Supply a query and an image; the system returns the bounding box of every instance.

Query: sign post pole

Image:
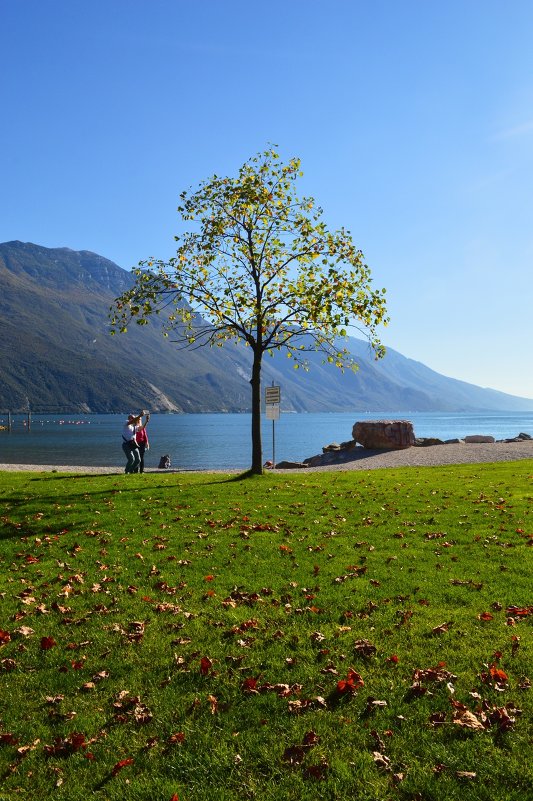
[265,383,281,468]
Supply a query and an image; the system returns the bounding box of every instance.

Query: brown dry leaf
[305,761,328,781]
[354,639,377,657]
[283,744,306,765]
[372,751,391,771]
[432,622,452,635]
[13,626,34,638]
[452,710,485,731]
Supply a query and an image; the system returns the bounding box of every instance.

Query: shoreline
[1,441,533,474]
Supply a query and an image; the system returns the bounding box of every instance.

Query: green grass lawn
[0,462,531,801]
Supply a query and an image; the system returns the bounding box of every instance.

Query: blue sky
[2,0,533,399]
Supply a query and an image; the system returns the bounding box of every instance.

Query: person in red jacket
[135,412,150,473]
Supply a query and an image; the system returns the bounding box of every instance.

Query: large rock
[414,437,445,447]
[353,420,414,450]
[464,435,495,443]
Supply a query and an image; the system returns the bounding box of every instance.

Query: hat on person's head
[127,413,136,421]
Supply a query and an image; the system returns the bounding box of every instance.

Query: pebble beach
[1,440,532,474]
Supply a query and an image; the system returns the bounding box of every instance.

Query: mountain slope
[1,240,532,413]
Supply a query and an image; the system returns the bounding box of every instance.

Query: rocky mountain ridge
[1,240,532,414]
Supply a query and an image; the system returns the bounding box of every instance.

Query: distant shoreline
[1,440,532,474]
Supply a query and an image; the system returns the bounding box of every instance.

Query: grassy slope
[0,462,531,801]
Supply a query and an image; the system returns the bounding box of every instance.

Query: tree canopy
[110,147,389,473]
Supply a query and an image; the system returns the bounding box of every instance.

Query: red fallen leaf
[279,545,293,553]
[0,630,11,645]
[506,605,533,617]
[112,757,134,775]
[386,654,399,664]
[241,676,259,694]
[200,656,213,676]
[204,575,215,582]
[169,795,180,801]
[337,668,364,694]
[477,612,493,621]
[68,732,87,751]
[489,665,508,682]
[0,732,19,745]
[168,732,185,745]
[44,732,88,756]
[41,636,57,650]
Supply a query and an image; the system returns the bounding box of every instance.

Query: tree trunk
[250,349,263,474]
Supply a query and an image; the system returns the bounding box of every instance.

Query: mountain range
[1,240,532,414]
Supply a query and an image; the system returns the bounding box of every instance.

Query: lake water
[1,411,532,470]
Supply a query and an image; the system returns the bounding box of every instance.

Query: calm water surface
[1,411,532,470]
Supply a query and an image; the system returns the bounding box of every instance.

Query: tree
[110,148,389,474]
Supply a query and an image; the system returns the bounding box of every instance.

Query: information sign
[265,386,281,405]
[265,404,280,421]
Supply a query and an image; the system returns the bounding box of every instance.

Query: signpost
[265,384,281,467]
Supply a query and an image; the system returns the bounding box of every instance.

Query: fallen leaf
[336,668,364,695]
[112,757,134,775]
[0,630,11,645]
[168,732,185,745]
[372,751,391,771]
[200,656,213,676]
[432,622,452,635]
[282,744,306,765]
[452,710,485,730]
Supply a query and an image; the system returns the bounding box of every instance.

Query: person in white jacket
[121,411,148,473]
